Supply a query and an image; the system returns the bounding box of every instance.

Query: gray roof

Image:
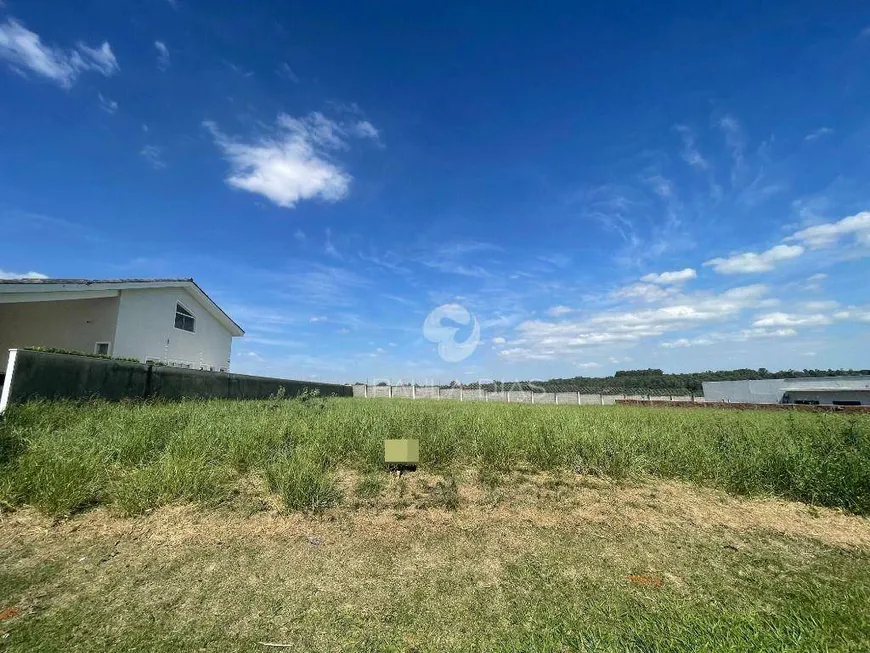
[0,277,193,285]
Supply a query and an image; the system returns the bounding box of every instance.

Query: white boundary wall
[352,384,695,405]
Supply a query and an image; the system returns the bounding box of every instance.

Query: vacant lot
[1,397,868,516]
[1,398,869,650]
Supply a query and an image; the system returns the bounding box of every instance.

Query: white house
[0,278,244,372]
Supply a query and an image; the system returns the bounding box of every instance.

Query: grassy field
[2,397,870,651]
[1,396,868,516]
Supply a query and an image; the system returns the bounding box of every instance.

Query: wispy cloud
[351,120,381,146]
[205,112,379,209]
[704,244,804,274]
[661,327,796,348]
[611,282,679,303]
[98,92,118,114]
[154,41,170,70]
[716,114,745,183]
[0,269,47,279]
[546,305,573,317]
[752,312,832,327]
[417,241,499,277]
[0,18,119,88]
[275,264,370,307]
[804,127,833,141]
[674,125,709,171]
[140,145,166,169]
[276,62,298,82]
[324,228,341,259]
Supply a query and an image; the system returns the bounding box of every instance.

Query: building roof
[0,278,244,336]
[0,278,194,285]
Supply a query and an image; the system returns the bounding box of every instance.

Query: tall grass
[0,397,868,516]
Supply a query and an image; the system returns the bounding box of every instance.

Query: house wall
[112,288,233,371]
[0,296,120,369]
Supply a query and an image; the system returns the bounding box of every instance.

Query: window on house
[94,342,110,356]
[174,303,195,332]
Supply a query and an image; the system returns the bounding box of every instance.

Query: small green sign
[384,439,419,465]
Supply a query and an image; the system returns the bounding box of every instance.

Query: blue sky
[2,1,870,383]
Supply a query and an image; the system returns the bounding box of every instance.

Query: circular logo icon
[423,303,481,362]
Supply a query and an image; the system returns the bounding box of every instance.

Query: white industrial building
[703,377,870,406]
[0,278,244,372]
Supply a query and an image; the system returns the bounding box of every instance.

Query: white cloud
[611,282,676,303]
[0,19,119,88]
[640,268,697,285]
[704,244,804,274]
[154,41,170,70]
[752,312,832,328]
[0,269,47,279]
[500,284,771,361]
[575,362,600,369]
[205,112,369,209]
[834,309,870,323]
[804,127,833,141]
[140,145,165,169]
[309,316,327,323]
[492,336,506,345]
[807,273,827,281]
[545,305,573,317]
[660,328,796,348]
[98,92,117,114]
[788,211,870,249]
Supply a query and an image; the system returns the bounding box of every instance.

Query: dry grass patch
[2,475,870,651]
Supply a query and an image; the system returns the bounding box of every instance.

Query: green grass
[1,397,869,516]
[2,397,870,650]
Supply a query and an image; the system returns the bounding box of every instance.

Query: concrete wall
[0,296,120,370]
[348,386,681,406]
[1,349,350,411]
[113,287,233,371]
